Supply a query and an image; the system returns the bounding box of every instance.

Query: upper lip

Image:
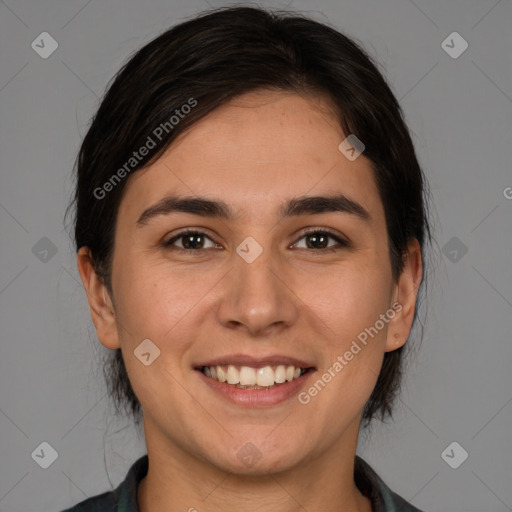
[194,354,315,369]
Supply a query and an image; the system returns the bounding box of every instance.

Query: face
[78,90,421,476]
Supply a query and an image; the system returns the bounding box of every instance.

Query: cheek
[292,259,392,410]
[112,263,205,415]
[292,259,392,345]
[113,256,216,339]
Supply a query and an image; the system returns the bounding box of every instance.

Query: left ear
[385,238,423,352]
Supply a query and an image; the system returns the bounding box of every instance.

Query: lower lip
[196,368,315,407]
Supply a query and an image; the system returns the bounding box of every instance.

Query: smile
[200,364,307,389]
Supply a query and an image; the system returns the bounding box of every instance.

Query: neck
[137,418,372,512]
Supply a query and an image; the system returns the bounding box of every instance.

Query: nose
[216,249,300,337]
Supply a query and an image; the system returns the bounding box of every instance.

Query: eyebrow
[136,193,371,226]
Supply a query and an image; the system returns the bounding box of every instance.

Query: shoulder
[59,455,149,512]
[60,490,117,512]
[355,456,425,512]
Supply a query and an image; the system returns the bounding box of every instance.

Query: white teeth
[227,365,239,384]
[239,366,256,386]
[217,366,227,382]
[201,364,306,387]
[275,365,287,383]
[256,366,275,387]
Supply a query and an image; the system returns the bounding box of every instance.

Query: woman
[63,6,433,511]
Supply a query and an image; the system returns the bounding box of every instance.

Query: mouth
[193,356,316,407]
[198,364,310,389]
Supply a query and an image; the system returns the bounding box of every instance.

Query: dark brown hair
[66,5,435,429]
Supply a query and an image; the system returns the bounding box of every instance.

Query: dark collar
[64,454,423,512]
[354,455,423,512]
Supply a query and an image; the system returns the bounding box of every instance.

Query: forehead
[119,90,385,229]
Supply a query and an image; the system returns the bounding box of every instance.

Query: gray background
[0,0,511,511]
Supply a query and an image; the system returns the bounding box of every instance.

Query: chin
[205,436,308,476]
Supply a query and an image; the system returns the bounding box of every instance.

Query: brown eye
[293,230,349,250]
[181,233,206,249]
[164,231,218,251]
[305,232,329,249]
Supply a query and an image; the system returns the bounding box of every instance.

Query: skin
[77,90,422,512]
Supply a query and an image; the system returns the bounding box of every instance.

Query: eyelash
[162,228,350,255]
